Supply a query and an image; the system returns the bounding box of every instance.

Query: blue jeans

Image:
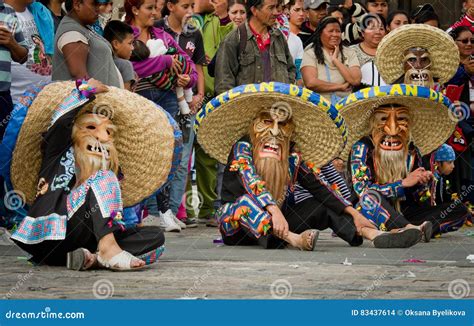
[137,88,178,215]
[137,88,179,117]
[169,116,195,214]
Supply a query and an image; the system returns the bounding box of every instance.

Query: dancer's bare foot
[284,230,318,251]
[83,249,97,269]
[360,227,383,241]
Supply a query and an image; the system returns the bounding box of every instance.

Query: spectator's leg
[137,89,179,217]
[194,142,218,222]
[169,118,195,214]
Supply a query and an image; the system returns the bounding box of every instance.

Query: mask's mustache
[404,67,433,86]
[87,139,111,159]
[80,136,113,171]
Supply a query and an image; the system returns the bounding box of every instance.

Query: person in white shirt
[285,0,304,85]
[6,0,53,102]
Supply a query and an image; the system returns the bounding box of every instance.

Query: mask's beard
[251,134,291,206]
[253,155,288,206]
[373,147,408,212]
[374,148,408,184]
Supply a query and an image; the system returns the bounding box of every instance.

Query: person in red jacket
[447,0,474,33]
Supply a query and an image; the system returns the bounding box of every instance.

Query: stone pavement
[0,226,473,299]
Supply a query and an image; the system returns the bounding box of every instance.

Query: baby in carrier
[132,38,193,115]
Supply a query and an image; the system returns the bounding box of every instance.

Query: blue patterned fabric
[216,194,272,238]
[67,170,122,219]
[50,147,75,192]
[137,245,165,265]
[49,89,89,128]
[356,192,390,230]
[11,214,67,244]
[434,144,456,162]
[350,140,406,199]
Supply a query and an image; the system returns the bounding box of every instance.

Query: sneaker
[169,211,186,229]
[159,210,181,232]
[206,218,218,227]
[185,218,198,228]
[141,214,162,227]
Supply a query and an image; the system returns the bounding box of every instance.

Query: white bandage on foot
[178,99,190,115]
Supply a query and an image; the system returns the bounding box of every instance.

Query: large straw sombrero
[375,24,459,85]
[10,81,182,207]
[336,84,456,160]
[195,82,347,168]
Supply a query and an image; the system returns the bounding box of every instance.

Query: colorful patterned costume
[146,47,192,90]
[216,138,364,248]
[11,88,165,266]
[350,137,468,234]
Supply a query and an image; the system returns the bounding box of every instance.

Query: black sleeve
[191,30,207,65]
[41,91,94,164]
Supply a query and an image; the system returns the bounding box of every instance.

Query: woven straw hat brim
[336,84,456,160]
[375,24,459,85]
[11,81,176,207]
[195,82,347,168]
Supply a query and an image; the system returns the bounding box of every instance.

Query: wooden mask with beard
[370,104,412,186]
[403,47,434,88]
[72,112,119,186]
[249,108,295,205]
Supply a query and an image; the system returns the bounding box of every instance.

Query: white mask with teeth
[72,112,119,185]
[403,47,434,88]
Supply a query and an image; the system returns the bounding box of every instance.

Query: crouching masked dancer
[338,84,469,240]
[375,24,459,90]
[196,82,423,250]
[6,79,181,271]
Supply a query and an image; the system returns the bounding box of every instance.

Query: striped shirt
[0,0,27,92]
[293,163,352,204]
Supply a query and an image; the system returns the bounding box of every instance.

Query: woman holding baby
[125,0,198,231]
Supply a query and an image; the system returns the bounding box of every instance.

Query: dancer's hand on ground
[267,204,289,239]
[87,78,108,93]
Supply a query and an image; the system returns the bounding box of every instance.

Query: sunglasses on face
[456,38,474,44]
